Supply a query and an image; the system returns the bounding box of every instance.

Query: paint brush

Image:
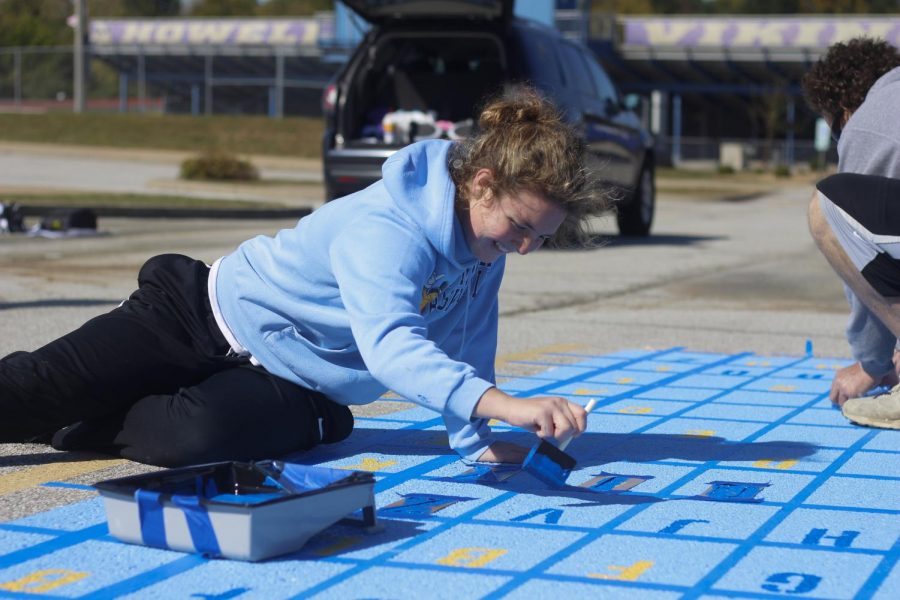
[521,398,598,487]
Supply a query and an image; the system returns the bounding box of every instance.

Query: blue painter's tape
[135,489,167,549]
[268,462,353,493]
[208,493,284,505]
[170,494,221,556]
[41,481,95,491]
[136,490,221,556]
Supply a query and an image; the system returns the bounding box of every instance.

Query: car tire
[616,160,654,236]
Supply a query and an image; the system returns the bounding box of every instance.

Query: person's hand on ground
[473,387,587,442]
[830,362,897,407]
[476,441,530,464]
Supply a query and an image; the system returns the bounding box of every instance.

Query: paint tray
[94,460,377,561]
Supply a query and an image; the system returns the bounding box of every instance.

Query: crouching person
[810,173,900,428]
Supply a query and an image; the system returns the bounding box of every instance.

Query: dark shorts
[817,173,900,297]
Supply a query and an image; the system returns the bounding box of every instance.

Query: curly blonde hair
[449,86,610,247]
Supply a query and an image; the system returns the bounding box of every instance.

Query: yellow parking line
[0,458,127,496]
[495,343,585,367]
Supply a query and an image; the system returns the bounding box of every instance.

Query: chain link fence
[0,46,165,113]
[655,136,839,171]
[0,45,330,115]
[0,45,834,169]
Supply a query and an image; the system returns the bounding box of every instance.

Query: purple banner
[623,17,900,48]
[90,18,324,46]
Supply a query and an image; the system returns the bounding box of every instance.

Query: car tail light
[322,84,337,114]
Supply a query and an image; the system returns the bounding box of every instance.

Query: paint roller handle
[558,398,598,452]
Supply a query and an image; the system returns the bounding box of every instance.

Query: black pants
[0,254,353,467]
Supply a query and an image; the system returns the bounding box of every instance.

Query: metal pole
[118,73,128,113]
[191,83,200,116]
[275,52,285,118]
[786,96,795,167]
[73,0,88,113]
[137,52,146,113]
[204,54,213,116]
[672,94,682,166]
[13,48,21,107]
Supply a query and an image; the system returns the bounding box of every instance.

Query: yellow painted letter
[589,560,654,581]
[436,547,507,568]
[0,569,89,593]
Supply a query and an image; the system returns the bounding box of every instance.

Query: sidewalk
[0,141,325,208]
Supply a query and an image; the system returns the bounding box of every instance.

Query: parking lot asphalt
[0,143,851,521]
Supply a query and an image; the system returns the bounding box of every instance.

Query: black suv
[322,0,655,236]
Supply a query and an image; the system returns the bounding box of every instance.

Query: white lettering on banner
[833,21,895,43]
[791,22,825,47]
[728,21,794,46]
[642,21,700,45]
[300,23,318,44]
[634,17,900,47]
[694,21,731,46]
[235,23,267,44]
[121,22,155,44]
[269,22,298,45]
[187,22,235,44]
[90,22,112,44]
[155,23,185,44]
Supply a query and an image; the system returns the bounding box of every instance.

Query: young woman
[0,87,608,467]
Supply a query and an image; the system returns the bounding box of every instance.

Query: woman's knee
[117,367,332,466]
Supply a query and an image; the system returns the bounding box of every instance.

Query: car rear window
[516,32,565,90]
[558,42,595,98]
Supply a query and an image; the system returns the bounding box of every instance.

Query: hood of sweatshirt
[838,66,900,176]
[868,65,900,96]
[380,139,477,269]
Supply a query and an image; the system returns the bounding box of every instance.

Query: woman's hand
[473,387,588,442]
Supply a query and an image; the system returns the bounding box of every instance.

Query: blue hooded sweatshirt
[211,140,503,461]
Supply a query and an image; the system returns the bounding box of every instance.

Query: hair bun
[478,88,549,130]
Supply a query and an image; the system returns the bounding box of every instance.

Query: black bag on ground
[29,208,99,238]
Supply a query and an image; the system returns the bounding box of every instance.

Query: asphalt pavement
[0,143,851,521]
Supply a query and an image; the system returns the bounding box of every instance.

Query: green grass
[0,112,325,158]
